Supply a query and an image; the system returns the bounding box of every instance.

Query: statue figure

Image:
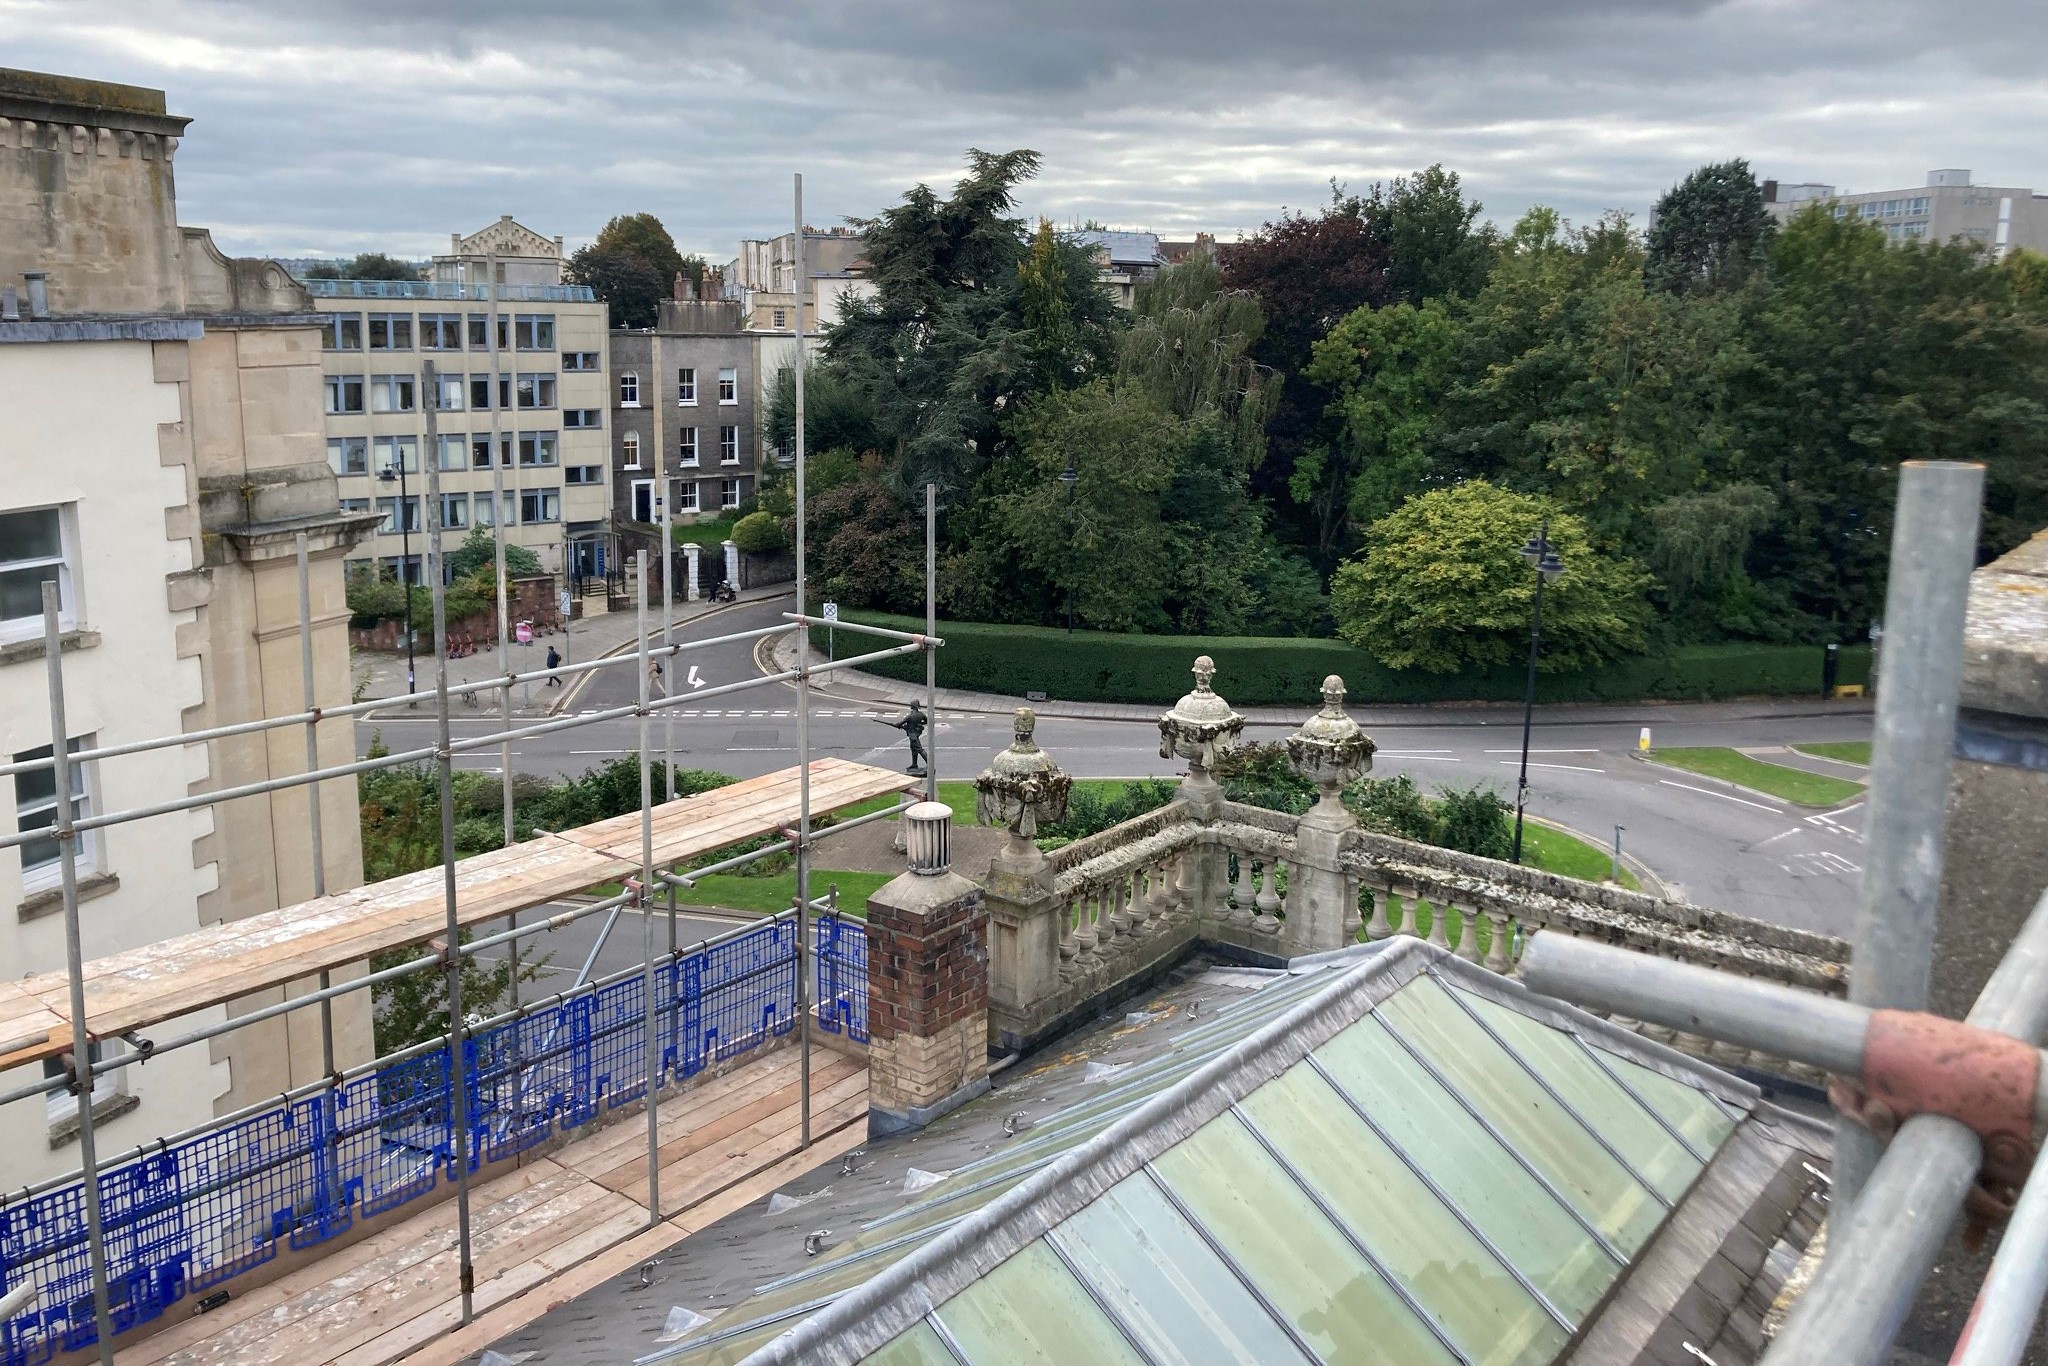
[876,700,930,776]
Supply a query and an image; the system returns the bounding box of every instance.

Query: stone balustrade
[972,664,1851,1083]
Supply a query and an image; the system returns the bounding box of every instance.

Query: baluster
[1449,902,1478,961]
[1175,850,1200,924]
[1231,851,1256,930]
[1426,897,1452,951]
[1072,890,1099,967]
[1397,890,1422,938]
[1342,875,1363,945]
[1252,861,1283,934]
[1144,857,1170,923]
[1114,876,1146,942]
[1481,910,1511,973]
[1087,883,1113,955]
[1057,894,1079,979]
[1365,880,1393,940]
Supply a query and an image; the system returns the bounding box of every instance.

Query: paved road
[357,596,1872,938]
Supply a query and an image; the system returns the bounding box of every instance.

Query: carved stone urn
[1158,656,1244,816]
[1286,675,1375,832]
[975,707,1072,860]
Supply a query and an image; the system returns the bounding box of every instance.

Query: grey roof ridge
[720,936,1785,1366]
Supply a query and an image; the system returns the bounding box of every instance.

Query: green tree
[1330,482,1652,673]
[566,245,668,328]
[827,149,1117,498]
[1306,297,1464,533]
[593,213,687,295]
[1365,165,1499,306]
[1645,159,1775,295]
[447,526,542,580]
[993,382,1181,632]
[342,252,421,281]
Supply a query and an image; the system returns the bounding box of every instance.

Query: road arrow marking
[687,665,706,690]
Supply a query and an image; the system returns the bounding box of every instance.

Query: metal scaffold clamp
[1828,1008,2042,1246]
[623,875,646,909]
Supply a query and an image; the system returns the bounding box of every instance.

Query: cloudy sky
[3,0,2042,262]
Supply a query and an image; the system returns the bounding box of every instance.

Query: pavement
[353,591,1876,938]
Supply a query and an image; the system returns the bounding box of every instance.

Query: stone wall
[865,865,990,1133]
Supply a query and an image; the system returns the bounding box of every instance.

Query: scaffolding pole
[294,532,342,1224]
[41,584,116,1365]
[662,444,679,959]
[487,253,521,1028]
[794,170,812,1148]
[925,482,937,802]
[424,359,477,1324]
[638,551,663,1219]
[1838,459,1984,1206]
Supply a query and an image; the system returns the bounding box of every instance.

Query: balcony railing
[300,279,598,303]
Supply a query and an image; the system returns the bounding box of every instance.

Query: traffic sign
[559,591,571,617]
[515,621,533,645]
[822,601,839,622]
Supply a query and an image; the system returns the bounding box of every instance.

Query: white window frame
[772,308,787,329]
[719,425,740,465]
[630,479,655,524]
[1,505,79,642]
[678,481,700,513]
[677,367,697,405]
[621,432,642,470]
[678,427,699,467]
[718,367,738,404]
[14,735,97,895]
[619,372,641,407]
[719,478,741,510]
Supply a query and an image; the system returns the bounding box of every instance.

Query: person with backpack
[544,644,563,687]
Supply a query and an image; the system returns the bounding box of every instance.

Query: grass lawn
[1653,746,1865,807]
[1793,740,1873,766]
[683,868,892,917]
[669,517,736,548]
[1521,823,1640,890]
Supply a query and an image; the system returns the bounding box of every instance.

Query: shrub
[731,510,788,554]
[816,612,1869,706]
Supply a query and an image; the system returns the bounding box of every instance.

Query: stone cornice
[219,512,383,563]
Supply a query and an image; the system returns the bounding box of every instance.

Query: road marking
[569,749,632,755]
[1382,748,1454,753]
[686,664,706,690]
[1499,760,1605,773]
[1658,779,1782,812]
[1754,828,1803,848]
[1484,748,1600,754]
[1381,753,1462,761]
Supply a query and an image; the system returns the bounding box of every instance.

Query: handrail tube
[0,622,802,779]
[781,613,943,647]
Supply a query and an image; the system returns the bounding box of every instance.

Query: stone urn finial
[1159,655,1245,796]
[1286,675,1374,826]
[975,707,1072,850]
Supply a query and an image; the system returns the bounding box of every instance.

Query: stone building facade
[610,290,759,533]
[307,217,611,586]
[1764,169,2048,257]
[0,67,374,1181]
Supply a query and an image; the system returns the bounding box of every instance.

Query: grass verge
[1793,740,1872,766]
[836,778,1138,823]
[1520,824,1640,890]
[1652,747,1864,807]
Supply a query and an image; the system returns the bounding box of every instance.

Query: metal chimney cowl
[903,800,952,875]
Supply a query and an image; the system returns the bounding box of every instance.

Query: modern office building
[0,67,373,1181]
[1069,229,1168,308]
[1763,169,2048,257]
[611,280,759,530]
[304,217,611,586]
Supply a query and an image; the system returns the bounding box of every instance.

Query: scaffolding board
[0,759,914,1072]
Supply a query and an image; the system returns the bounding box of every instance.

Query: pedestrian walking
[544,645,563,687]
[648,656,665,697]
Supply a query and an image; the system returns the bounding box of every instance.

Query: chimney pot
[23,271,50,321]
[903,801,952,875]
[1,285,18,322]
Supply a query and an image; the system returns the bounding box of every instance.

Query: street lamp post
[378,461,417,698]
[1059,455,1079,633]
[1511,519,1565,864]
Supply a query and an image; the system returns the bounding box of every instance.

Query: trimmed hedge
[817,612,1872,707]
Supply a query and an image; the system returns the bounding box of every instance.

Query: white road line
[1658,779,1782,812]
[1754,828,1803,847]
[1483,748,1600,754]
[1380,753,1462,761]
[569,749,632,755]
[1382,748,1454,753]
[1830,801,1866,818]
[1498,760,1605,773]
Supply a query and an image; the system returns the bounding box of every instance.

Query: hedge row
[815,613,1872,707]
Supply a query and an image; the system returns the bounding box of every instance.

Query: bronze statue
[876,701,929,776]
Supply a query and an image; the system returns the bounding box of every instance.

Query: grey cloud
[0,0,2039,259]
